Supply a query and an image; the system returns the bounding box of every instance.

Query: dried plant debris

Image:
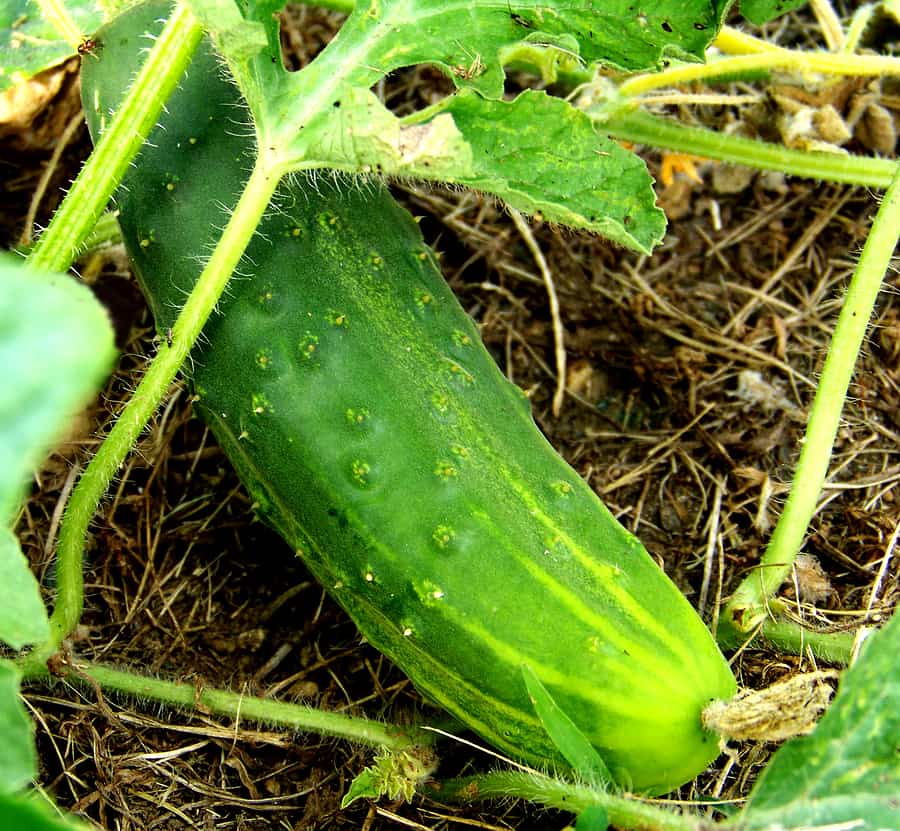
[703,671,840,743]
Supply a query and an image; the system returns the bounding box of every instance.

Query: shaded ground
[3,5,899,830]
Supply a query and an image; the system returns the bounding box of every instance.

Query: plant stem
[434,771,713,831]
[26,4,203,274]
[723,165,900,635]
[20,158,283,675]
[717,616,857,664]
[618,50,900,97]
[79,211,123,253]
[24,661,420,751]
[598,109,896,189]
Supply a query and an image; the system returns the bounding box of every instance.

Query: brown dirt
[4,5,899,830]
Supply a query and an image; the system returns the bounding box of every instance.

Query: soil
[3,5,898,830]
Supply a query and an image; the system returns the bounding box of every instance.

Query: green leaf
[0,527,48,650]
[340,748,437,808]
[0,255,117,522]
[521,664,612,785]
[297,87,663,252]
[428,89,665,253]
[227,0,729,166]
[0,662,36,795]
[737,612,900,831]
[0,790,92,830]
[0,0,103,93]
[740,0,808,25]
[575,805,609,831]
[341,767,381,808]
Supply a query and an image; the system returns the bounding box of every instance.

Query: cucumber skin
[83,3,736,795]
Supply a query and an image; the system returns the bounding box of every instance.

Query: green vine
[27,3,203,273]
[722,165,900,642]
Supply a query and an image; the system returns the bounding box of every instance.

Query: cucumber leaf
[222,0,728,191]
[0,256,116,649]
[0,790,92,830]
[424,89,665,253]
[521,664,612,785]
[0,662,36,795]
[736,612,900,831]
[0,0,103,93]
[0,255,116,521]
[0,528,48,650]
[740,0,808,25]
[295,87,664,251]
[237,0,727,106]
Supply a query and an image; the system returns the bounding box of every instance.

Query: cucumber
[82,3,736,795]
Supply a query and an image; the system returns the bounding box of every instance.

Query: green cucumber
[82,3,736,795]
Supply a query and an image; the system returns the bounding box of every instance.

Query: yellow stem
[620,49,900,97]
[713,25,787,55]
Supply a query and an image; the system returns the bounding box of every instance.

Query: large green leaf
[0,663,36,795]
[0,528,48,650]
[0,255,116,520]
[0,790,92,830]
[294,86,664,251]
[213,0,728,248]
[0,256,116,649]
[737,612,900,831]
[0,0,103,93]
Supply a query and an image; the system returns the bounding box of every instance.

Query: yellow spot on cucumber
[432,392,450,413]
[351,459,371,486]
[432,524,456,548]
[434,462,458,479]
[346,407,370,426]
[251,393,272,415]
[298,332,319,358]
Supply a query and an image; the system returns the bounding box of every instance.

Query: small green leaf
[0,528,48,650]
[340,747,437,808]
[740,0,808,25]
[341,768,381,808]
[0,255,117,522]
[521,664,612,785]
[0,0,103,93]
[737,612,900,831]
[0,789,92,830]
[575,805,609,831]
[0,662,36,795]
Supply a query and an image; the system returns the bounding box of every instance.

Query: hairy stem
[24,661,420,750]
[718,616,857,665]
[434,771,714,831]
[27,4,203,273]
[20,158,283,674]
[598,109,896,190]
[619,49,900,97]
[723,165,900,634]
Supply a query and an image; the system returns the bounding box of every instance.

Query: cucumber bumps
[82,3,736,795]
